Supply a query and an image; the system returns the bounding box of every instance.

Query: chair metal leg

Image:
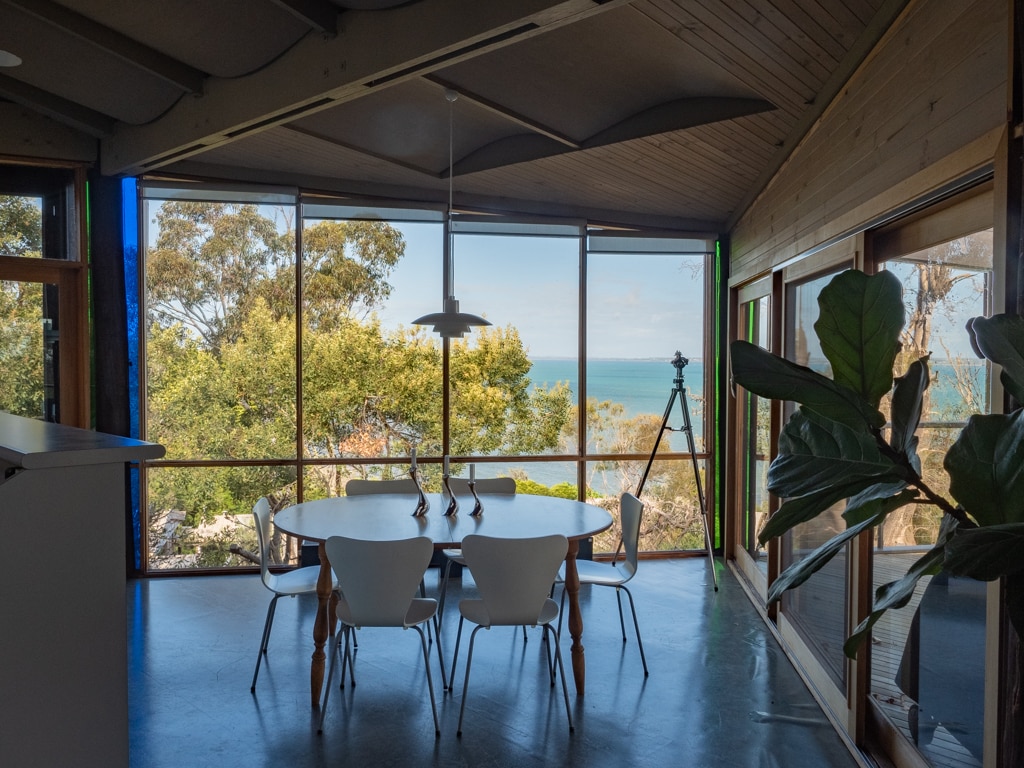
[318,629,344,734]
[438,558,454,625]
[456,625,485,737]
[615,588,627,641]
[414,625,441,737]
[620,585,649,676]
[447,616,466,691]
[545,624,574,732]
[250,594,280,692]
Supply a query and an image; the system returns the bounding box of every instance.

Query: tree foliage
[144,203,573,556]
[0,196,44,417]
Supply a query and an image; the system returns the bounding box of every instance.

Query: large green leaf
[730,340,885,430]
[967,314,1024,402]
[758,476,899,544]
[844,541,947,658]
[814,270,904,409]
[766,509,887,604]
[944,411,1024,525]
[767,408,902,499]
[890,357,929,460]
[944,522,1024,580]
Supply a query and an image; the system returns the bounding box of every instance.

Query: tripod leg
[635,389,676,499]
[678,387,719,591]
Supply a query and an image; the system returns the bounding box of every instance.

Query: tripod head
[670,350,689,391]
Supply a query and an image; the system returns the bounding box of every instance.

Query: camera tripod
[636,351,718,590]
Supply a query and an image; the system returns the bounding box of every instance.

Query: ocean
[484,358,707,494]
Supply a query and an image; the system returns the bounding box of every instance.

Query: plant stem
[872,427,976,529]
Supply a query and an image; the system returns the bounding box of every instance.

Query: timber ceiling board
[0,0,904,230]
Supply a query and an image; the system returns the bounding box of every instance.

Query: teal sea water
[528,357,705,425]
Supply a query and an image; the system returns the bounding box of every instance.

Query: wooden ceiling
[0,0,909,231]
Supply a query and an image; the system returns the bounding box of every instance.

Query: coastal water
[497,356,985,494]
[487,358,707,493]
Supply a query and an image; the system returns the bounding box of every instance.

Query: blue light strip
[121,177,142,568]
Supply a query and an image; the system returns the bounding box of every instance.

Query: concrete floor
[127,557,866,768]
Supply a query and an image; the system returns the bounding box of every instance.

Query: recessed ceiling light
[0,50,22,67]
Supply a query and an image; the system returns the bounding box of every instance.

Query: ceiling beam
[100,0,629,176]
[269,0,339,34]
[1,0,205,94]
[0,73,114,137]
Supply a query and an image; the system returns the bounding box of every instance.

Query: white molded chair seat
[557,492,648,676]
[449,533,573,737]
[250,496,337,692]
[318,535,441,737]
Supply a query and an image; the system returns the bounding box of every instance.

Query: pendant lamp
[412,90,491,339]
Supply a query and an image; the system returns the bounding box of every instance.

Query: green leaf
[767,408,902,499]
[890,357,929,459]
[758,477,897,544]
[730,340,885,430]
[944,522,1024,580]
[967,314,1024,400]
[843,541,947,658]
[843,481,914,525]
[767,510,885,604]
[814,270,904,409]
[944,411,1024,525]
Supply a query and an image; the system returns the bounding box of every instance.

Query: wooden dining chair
[250,497,337,692]
[318,535,441,737]
[449,533,573,736]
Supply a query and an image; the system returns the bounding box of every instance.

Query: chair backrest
[460,534,567,626]
[252,497,274,588]
[345,478,418,496]
[447,477,516,495]
[325,536,434,627]
[619,492,644,577]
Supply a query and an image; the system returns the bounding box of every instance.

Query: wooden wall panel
[729,0,1006,282]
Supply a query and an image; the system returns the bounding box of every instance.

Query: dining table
[273,491,613,707]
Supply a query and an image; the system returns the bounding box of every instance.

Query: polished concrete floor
[127,558,868,768]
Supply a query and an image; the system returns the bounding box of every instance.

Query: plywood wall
[729,0,1006,283]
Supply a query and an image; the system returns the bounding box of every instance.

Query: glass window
[871,222,992,766]
[138,184,715,570]
[782,269,850,689]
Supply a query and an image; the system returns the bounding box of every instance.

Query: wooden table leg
[564,538,586,696]
[310,542,333,708]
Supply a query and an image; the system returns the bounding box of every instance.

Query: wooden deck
[870,553,982,768]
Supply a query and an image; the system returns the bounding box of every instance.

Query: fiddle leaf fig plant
[730,269,1024,657]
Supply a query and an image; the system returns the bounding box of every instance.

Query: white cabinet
[0,413,164,768]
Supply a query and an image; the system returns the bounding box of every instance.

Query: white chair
[250,497,336,692]
[343,477,442,653]
[449,533,573,737]
[558,492,648,676]
[343,477,419,495]
[436,476,517,626]
[318,535,441,737]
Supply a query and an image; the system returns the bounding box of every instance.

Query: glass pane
[146,464,297,570]
[144,200,297,460]
[0,280,58,420]
[872,230,992,765]
[782,270,848,689]
[737,295,770,571]
[586,252,706,453]
[587,458,710,554]
[450,232,578,471]
[299,218,442,465]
